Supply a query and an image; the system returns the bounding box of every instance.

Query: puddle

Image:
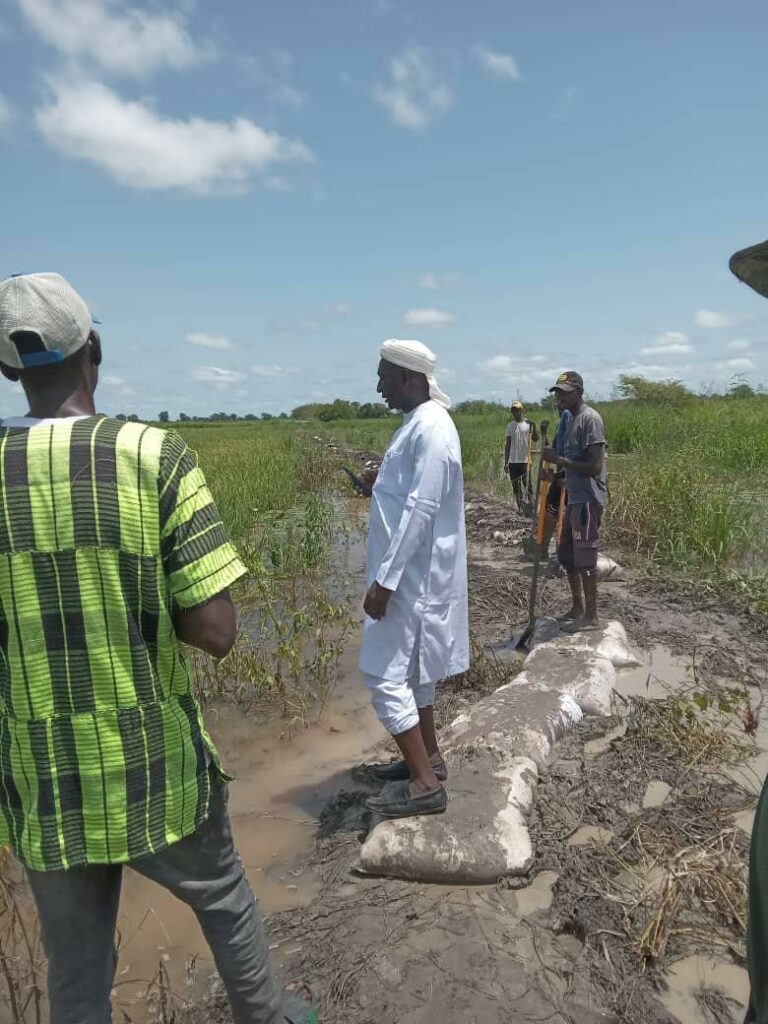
[584,723,626,757]
[112,626,381,1013]
[514,870,560,916]
[609,640,762,1022]
[727,698,768,798]
[566,825,614,847]
[107,516,382,1018]
[615,644,694,699]
[642,779,672,809]
[734,807,756,834]
[661,954,749,1023]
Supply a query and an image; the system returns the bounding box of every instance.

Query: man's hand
[364,581,394,620]
[541,446,559,464]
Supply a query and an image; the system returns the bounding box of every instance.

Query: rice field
[177,395,768,617]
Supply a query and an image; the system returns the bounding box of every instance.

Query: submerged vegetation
[298,392,768,615]
[176,424,362,722]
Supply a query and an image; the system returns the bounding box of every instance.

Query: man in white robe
[360,339,469,819]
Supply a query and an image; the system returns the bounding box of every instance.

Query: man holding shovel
[542,371,607,632]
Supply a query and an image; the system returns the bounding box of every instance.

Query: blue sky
[1,0,767,418]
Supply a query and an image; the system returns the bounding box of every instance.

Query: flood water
[611,640,766,1023]
[113,627,382,1017]
[2,615,765,1022]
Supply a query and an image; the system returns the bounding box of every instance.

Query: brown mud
[242,486,767,1024]
[3,477,766,1024]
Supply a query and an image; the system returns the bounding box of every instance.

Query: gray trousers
[27,775,295,1024]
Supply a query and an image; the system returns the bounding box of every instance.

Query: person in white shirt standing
[504,401,539,511]
[361,339,469,820]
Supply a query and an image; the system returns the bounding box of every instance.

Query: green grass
[168,399,767,616]
[305,396,768,614]
[175,421,332,542]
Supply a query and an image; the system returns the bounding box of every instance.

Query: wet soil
[239,486,767,1024]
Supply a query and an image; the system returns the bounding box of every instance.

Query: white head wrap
[379,338,452,410]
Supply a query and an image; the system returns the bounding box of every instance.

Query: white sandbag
[360,756,538,883]
[597,554,625,582]
[521,648,616,717]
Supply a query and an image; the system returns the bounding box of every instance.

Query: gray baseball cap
[0,273,93,369]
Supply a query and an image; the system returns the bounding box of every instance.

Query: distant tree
[453,400,508,416]
[244,413,257,421]
[615,375,693,405]
[358,402,392,419]
[116,413,127,421]
[158,411,169,422]
[317,399,360,421]
[291,403,321,419]
[278,412,288,419]
[179,412,190,421]
[728,375,756,400]
[127,414,139,422]
[261,412,273,420]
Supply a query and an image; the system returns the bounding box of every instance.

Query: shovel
[510,420,552,651]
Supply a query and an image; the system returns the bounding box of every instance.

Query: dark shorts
[557,500,603,572]
[507,462,530,483]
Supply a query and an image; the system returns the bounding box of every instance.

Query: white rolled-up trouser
[363,672,436,735]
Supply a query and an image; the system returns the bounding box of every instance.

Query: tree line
[115,374,764,425]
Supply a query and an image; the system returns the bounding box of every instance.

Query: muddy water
[612,641,761,1023]
[112,629,381,1014]
[615,643,694,699]
[661,956,749,1022]
[109,516,380,1017]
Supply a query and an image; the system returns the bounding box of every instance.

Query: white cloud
[404,307,455,328]
[102,374,126,386]
[186,332,235,350]
[251,365,297,377]
[694,309,735,328]
[17,0,209,78]
[473,45,520,81]
[418,272,458,290]
[640,331,694,356]
[36,77,314,195]
[479,355,558,385]
[374,46,453,129]
[725,357,755,371]
[0,94,12,134]
[240,49,306,109]
[190,365,246,385]
[727,339,751,352]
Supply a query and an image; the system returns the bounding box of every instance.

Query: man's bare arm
[173,590,237,659]
[541,442,605,477]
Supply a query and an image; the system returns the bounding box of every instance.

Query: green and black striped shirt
[0,415,247,871]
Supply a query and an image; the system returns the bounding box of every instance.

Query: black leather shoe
[366,782,448,819]
[371,758,448,782]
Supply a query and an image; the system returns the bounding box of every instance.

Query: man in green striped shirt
[0,273,314,1024]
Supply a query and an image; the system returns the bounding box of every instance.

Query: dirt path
[191,486,767,1024]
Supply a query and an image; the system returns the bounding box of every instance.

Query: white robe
[359,400,470,684]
